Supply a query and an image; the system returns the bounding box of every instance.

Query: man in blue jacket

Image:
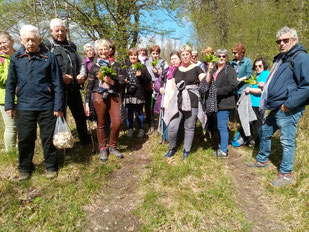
[247,26,309,187]
[5,25,64,181]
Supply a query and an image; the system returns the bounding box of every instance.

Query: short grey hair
[20,25,41,38]
[276,26,298,41]
[215,48,228,57]
[179,45,192,54]
[50,18,66,30]
[83,43,95,52]
[192,50,198,55]
[94,39,110,52]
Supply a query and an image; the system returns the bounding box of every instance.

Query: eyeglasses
[217,55,226,58]
[276,38,292,45]
[232,52,237,55]
[255,64,263,68]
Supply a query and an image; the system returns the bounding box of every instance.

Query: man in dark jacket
[247,26,309,187]
[5,25,64,181]
[43,18,90,145]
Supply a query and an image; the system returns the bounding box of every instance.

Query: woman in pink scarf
[154,51,181,144]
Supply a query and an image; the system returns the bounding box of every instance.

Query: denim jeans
[256,106,305,174]
[217,110,230,153]
[126,104,144,129]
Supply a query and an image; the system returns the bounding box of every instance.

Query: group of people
[1,21,309,187]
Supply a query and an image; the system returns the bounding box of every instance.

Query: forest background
[1,0,309,63]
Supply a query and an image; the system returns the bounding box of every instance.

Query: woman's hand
[159,87,165,95]
[136,70,141,77]
[258,81,265,89]
[85,103,90,117]
[103,76,114,85]
[153,67,158,74]
[245,87,251,94]
[237,76,247,82]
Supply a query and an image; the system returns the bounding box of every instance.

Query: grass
[0,112,122,232]
[135,130,251,231]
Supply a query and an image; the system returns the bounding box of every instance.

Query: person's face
[191,53,198,63]
[0,35,14,55]
[50,25,67,42]
[20,31,41,54]
[97,45,109,60]
[151,51,159,61]
[85,47,95,59]
[181,50,192,65]
[217,53,227,66]
[254,60,264,74]
[170,54,181,67]
[139,50,147,57]
[276,33,297,54]
[129,53,138,64]
[109,47,115,57]
[232,50,240,60]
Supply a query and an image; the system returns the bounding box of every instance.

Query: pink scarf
[167,65,176,80]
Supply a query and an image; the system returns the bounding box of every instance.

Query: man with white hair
[5,25,64,180]
[44,18,91,145]
[247,26,309,187]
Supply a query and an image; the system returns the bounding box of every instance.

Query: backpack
[287,50,309,105]
[231,131,245,147]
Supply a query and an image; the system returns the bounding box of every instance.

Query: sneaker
[100,148,109,162]
[127,129,133,137]
[182,150,189,160]
[19,172,31,181]
[137,129,144,138]
[270,172,294,187]
[109,147,124,159]
[216,149,228,158]
[246,161,269,168]
[165,149,175,158]
[46,171,58,180]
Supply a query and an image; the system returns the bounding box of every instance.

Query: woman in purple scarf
[154,51,181,144]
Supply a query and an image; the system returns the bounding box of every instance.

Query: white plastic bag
[53,117,74,149]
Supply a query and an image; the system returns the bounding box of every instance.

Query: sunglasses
[232,52,237,55]
[276,38,292,45]
[255,64,263,68]
[218,55,226,58]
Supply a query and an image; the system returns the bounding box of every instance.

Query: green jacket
[0,52,11,105]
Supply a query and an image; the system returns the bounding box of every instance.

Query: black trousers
[144,90,155,127]
[65,88,90,144]
[17,110,58,174]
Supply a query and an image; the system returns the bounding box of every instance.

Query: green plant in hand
[132,62,144,71]
[244,73,258,85]
[98,66,117,81]
[150,59,159,67]
[204,54,220,63]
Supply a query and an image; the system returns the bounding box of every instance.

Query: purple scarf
[167,65,176,80]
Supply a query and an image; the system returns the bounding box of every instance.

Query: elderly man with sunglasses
[247,26,309,187]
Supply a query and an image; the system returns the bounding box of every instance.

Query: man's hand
[280,104,291,112]
[62,74,73,84]
[77,74,85,84]
[54,111,63,117]
[6,109,15,118]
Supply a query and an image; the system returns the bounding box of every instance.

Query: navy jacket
[267,43,309,110]
[5,45,64,111]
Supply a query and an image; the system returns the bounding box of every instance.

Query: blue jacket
[230,56,252,95]
[5,45,63,111]
[267,43,309,110]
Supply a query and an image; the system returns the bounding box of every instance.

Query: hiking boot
[19,172,31,181]
[127,128,133,137]
[182,150,189,160]
[246,161,269,168]
[165,149,175,158]
[109,147,124,159]
[100,148,109,162]
[216,149,228,158]
[46,171,58,180]
[137,129,144,138]
[270,172,294,187]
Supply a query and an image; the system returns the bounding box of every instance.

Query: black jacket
[214,64,237,110]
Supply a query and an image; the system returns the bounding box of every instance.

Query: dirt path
[226,147,286,232]
[83,140,150,232]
